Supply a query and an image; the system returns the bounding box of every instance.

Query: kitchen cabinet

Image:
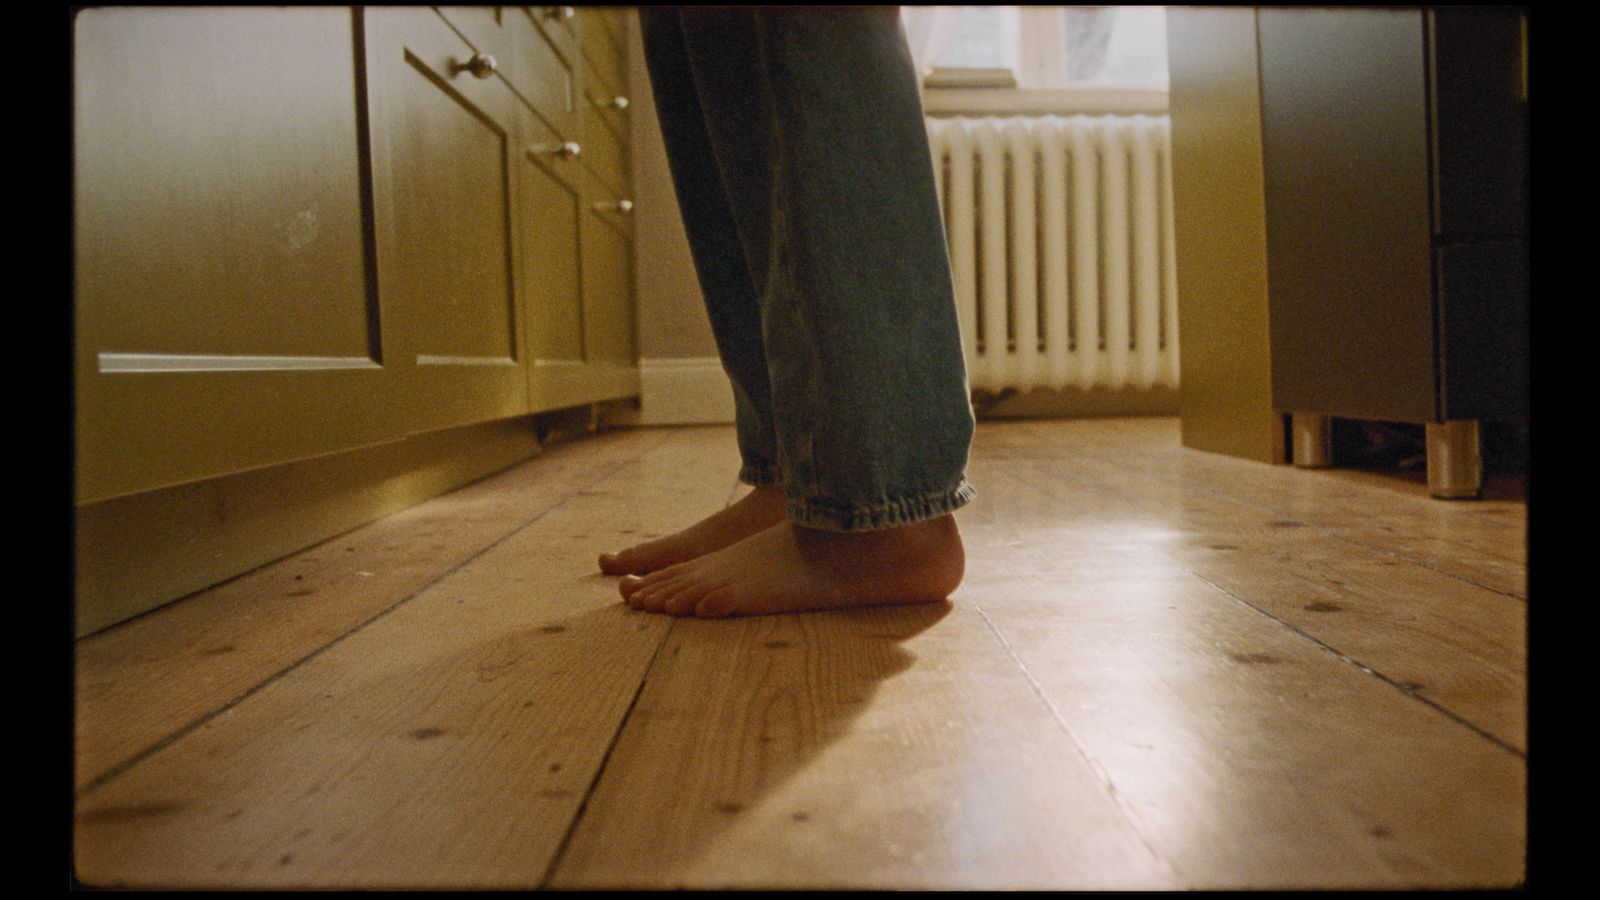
[74,6,638,506]
[1256,7,1527,497]
[73,7,639,632]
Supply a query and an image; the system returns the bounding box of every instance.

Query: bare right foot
[598,483,788,576]
[618,514,965,618]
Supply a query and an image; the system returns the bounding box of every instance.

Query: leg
[599,9,788,576]
[615,9,976,615]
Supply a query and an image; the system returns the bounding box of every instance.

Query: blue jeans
[640,7,975,532]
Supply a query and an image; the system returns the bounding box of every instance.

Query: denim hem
[786,478,976,532]
[739,463,785,487]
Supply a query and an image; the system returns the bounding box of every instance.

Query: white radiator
[928,115,1179,393]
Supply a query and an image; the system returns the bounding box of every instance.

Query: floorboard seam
[968,600,1182,884]
[1184,568,1527,759]
[76,436,663,800]
[537,619,679,889]
[1173,480,1525,602]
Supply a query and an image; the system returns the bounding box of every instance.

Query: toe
[663,585,708,616]
[694,587,738,618]
[618,574,646,601]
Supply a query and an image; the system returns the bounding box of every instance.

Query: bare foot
[598,483,788,576]
[618,514,964,618]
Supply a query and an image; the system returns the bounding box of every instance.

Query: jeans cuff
[786,478,976,532]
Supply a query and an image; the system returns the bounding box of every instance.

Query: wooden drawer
[578,6,627,100]
[579,81,628,199]
[364,7,529,433]
[532,5,580,67]
[507,6,580,144]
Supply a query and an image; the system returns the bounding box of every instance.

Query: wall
[626,15,737,425]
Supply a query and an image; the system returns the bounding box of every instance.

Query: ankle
[796,514,964,575]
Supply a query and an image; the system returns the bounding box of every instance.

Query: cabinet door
[363,7,530,434]
[1258,8,1436,423]
[577,6,631,201]
[517,6,639,408]
[567,6,639,403]
[582,171,638,371]
[518,142,587,403]
[73,7,396,503]
[505,7,591,411]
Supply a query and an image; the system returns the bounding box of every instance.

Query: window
[905,6,1168,114]
[935,6,1012,72]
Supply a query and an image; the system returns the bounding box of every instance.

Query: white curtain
[1062,7,1117,82]
[902,7,1127,88]
[900,6,963,76]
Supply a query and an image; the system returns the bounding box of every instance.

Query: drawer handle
[531,141,581,161]
[594,199,633,215]
[451,52,497,79]
[608,96,630,111]
[545,7,575,21]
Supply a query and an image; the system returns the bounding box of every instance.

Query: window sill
[921,85,1169,117]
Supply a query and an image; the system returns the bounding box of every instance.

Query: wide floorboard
[73,418,1527,890]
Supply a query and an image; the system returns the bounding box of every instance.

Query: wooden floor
[73,418,1527,890]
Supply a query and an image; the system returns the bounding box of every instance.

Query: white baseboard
[639,357,1182,425]
[637,357,736,425]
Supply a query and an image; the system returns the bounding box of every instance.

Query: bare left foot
[598,484,788,576]
[619,514,964,618]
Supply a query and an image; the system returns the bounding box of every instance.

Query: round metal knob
[452,52,497,79]
[595,199,633,215]
[609,96,630,111]
[545,6,575,21]
[529,142,580,163]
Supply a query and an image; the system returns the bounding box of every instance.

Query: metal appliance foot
[1426,420,1483,499]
